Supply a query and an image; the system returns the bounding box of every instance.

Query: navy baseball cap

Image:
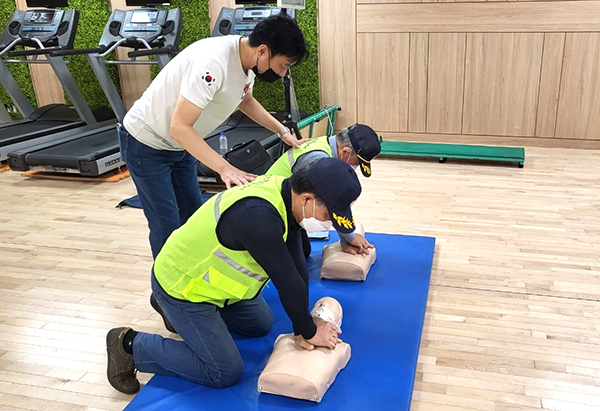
[347,124,381,177]
[308,158,362,233]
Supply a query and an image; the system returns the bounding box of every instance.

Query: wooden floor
[1,147,600,410]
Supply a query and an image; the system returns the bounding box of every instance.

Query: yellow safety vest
[153,174,288,306]
[266,136,333,177]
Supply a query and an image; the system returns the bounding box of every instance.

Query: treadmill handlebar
[128,46,175,58]
[7,47,59,57]
[50,46,108,57]
[48,43,175,58]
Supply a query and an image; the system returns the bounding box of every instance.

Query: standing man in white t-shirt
[118,15,307,260]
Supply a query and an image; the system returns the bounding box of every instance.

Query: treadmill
[0,0,114,163]
[8,1,182,176]
[0,104,10,124]
[197,2,305,183]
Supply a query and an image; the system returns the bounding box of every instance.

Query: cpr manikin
[258,297,351,402]
[321,222,377,281]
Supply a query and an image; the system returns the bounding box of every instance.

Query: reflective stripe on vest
[266,135,333,177]
[153,174,288,306]
[213,249,265,282]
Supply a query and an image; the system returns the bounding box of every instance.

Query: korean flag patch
[202,71,216,87]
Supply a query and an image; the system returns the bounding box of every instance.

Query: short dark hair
[248,15,308,64]
[289,168,324,205]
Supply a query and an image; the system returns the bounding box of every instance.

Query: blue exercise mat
[125,232,435,411]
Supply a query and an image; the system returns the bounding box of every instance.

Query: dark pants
[133,274,273,387]
[118,125,203,258]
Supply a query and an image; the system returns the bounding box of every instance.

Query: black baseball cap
[347,124,381,177]
[308,158,362,233]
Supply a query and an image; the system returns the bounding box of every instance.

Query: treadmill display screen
[125,0,169,5]
[242,9,271,19]
[235,1,274,4]
[26,0,68,7]
[26,10,56,24]
[131,10,158,24]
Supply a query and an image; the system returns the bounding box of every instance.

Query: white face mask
[300,200,333,233]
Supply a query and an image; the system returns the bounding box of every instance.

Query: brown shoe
[150,293,177,334]
[106,327,140,394]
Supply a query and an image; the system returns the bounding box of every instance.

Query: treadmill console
[99,8,182,50]
[212,6,295,37]
[0,8,78,49]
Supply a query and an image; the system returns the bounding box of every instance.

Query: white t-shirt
[123,35,255,151]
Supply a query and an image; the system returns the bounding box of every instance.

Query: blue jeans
[133,274,274,387]
[118,125,203,258]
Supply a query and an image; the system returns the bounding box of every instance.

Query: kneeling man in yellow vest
[106,158,361,394]
[267,123,381,256]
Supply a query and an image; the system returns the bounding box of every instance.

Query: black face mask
[252,54,282,83]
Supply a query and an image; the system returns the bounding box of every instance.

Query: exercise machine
[197,0,305,183]
[8,1,182,176]
[0,104,10,124]
[0,0,114,162]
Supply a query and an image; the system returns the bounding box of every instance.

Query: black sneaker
[150,293,177,334]
[106,327,140,394]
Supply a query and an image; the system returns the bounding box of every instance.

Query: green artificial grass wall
[251,1,320,115]
[0,1,117,117]
[0,0,320,119]
[66,0,120,108]
[148,0,211,79]
[171,0,211,54]
[0,2,35,119]
[158,1,320,114]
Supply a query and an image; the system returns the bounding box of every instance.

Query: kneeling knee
[255,321,272,337]
[212,364,244,388]
[197,360,243,388]
[248,314,273,338]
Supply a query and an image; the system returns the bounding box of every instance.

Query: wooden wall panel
[28,61,66,106]
[109,0,152,110]
[116,51,152,110]
[318,0,357,128]
[320,0,600,142]
[357,33,410,132]
[426,33,465,134]
[463,33,544,137]
[299,114,329,138]
[408,33,428,133]
[555,33,600,140]
[358,0,440,3]
[535,33,566,138]
[357,2,600,33]
[15,0,64,106]
[210,0,236,28]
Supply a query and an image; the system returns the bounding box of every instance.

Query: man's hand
[218,163,256,189]
[280,131,307,149]
[294,317,342,351]
[237,95,309,149]
[343,234,374,256]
